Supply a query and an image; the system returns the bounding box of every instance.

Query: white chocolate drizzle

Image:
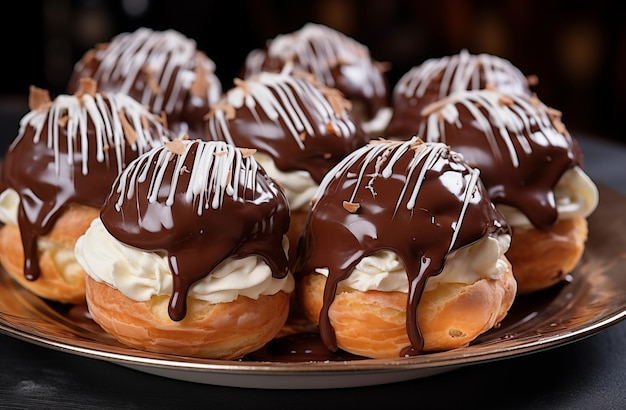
[206,69,357,150]
[13,91,169,176]
[418,89,569,168]
[314,137,480,253]
[113,140,261,215]
[85,28,219,115]
[395,49,531,100]
[245,23,386,100]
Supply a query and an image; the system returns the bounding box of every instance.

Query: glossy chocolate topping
[295,138,508,356]
[203,69,369,183]
[386,49,535,138]
[242,23,390,119]
[1,83,173,281]
[67,27,222,138]
[99,139,290,321]
[415,89,583,229]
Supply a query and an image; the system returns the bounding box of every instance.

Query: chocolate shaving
[292,70,318,85]
[239,147,257,158]
[189,54,209,97]
[58,115,69,128]
[342,201,360,213]
[141,65,162,95]
[498,95,514,106]
[160,111,168,128]
[529,93,541,107]
[76,78,97,98]
[28,86,52,111]
[119,109,138,145]
[326,121,340,136]
[421,97,450,117]
[233,78,250,96]
[165,139,186,155]
[206,101,236,121]
[527,74,539,87]
[375,60,392,73]
[322,86,352,114]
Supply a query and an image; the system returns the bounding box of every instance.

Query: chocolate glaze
[0,86,173,281]
[67,28,222,139]
[203,70,369,183]
[386,49,534,138]
[245,332,364,362]
[413,89,583,229]
[295,138,509,356]
[242,23,389,120]
[99,139,290,321]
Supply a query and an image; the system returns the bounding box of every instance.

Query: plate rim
[0,184,625,387]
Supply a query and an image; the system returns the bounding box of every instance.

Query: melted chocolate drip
[415,90,583,229]
[99,140,290,321]
[295,138,508,356]
[386,49,533,139]
[1,90,172,281]
[245,332,364,362]
[203,71,369,183]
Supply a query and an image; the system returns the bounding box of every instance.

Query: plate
[0,184,625,389]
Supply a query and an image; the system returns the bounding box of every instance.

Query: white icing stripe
[88,28,217,115]
[113,140,260,215]
[420,89,569,169]
[396,49,529,99]
[251,23,386,99]
[13,92,168,176]
[314,137,479,251]
[214,71,356,148]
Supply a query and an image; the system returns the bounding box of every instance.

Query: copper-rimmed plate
[0,184,625,389]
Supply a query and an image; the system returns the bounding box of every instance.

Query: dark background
[2,0,624,143]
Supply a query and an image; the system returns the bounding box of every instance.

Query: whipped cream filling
[498,166,599,228]
[315,234,511,293]
[361,106,393,136]
[0,188,19,225]
[254,152,318,211]
[74,217,294,303]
